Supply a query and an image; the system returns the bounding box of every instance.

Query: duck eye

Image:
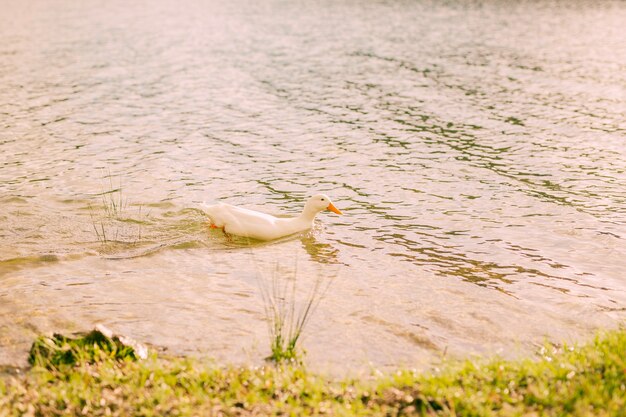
[321,198,325,201]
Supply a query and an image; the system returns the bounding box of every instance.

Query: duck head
[303,194,343,217]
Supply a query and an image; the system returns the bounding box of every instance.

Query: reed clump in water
[100,174,127,221]
[258,264,332,364]
[88,172,147,246]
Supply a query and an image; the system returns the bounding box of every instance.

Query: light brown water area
[1,0,625,371]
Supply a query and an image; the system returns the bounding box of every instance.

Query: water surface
[1,0,625,371]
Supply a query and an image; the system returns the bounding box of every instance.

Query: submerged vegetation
[1,330,625,416]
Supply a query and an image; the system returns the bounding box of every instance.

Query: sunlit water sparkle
[1,0,625,372]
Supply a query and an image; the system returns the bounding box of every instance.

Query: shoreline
[1,329,624,416]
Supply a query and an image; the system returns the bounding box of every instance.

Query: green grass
[1,330,625,416]
[28,330,139,370]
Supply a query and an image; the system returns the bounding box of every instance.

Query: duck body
[202,194,342,241]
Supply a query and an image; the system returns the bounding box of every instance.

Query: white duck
[202,194,342,241]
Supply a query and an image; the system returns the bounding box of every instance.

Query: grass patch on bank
[1,331,625,416]
[28,330,141,370]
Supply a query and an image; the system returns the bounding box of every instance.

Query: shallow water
[1,0,625,371]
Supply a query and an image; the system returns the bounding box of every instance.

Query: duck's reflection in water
[300,235,342,265]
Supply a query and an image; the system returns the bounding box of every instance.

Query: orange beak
[327,202,343,215]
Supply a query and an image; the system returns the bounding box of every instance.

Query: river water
[1,0,625,371]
